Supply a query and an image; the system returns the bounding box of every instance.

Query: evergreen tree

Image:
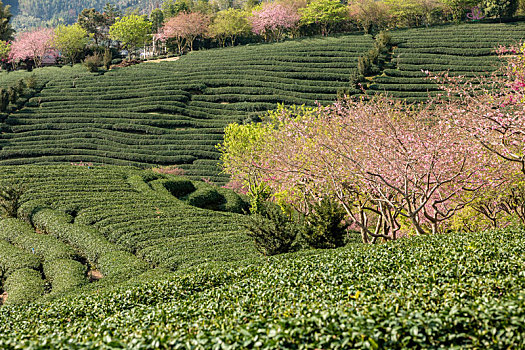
[0,0,14,41]
[482,0,518,18]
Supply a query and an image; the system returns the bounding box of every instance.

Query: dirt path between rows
[147,57,180,63]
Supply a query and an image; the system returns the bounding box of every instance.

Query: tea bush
[0,229,525,347]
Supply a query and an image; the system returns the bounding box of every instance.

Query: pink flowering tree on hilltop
[251,3,300,42]
[158,12,211,53]
[9,28,55,68]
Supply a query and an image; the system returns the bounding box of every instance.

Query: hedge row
[0,219,76,261]
[0,240,40,279]
[31,208,149,280]
[3,268,45,305]
[2,229,525,347]
[43,259,86,295]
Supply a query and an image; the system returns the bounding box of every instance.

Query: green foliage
[43,259,87,295]
[0,87,7,112]
[97,251,148,280]
[77,7,105,45]
[163,178,196,198]
[3,268,45,305]
[150,8,164,33]
[242,202,299,256]
[208,8,251,46]
[0,23,523,182]
[299,0,349,35]
[109,14,152,56]
[102,48,112,70]
[482,0,518,18]
[162,0,192,18]
[440,0,478,21]
[358,30,392,77]
[24,74,37,90]
[0,240,40,278]
[0,218,77,261]
[0,183,24,218]
[53,24,90,64]
[302,198,348,249]
[0,40,10,60]
[218,187,249,214]
[0,1,13,41]
[1,229,525,346]
[31,208,148,281]
[82,52,102,72]
[186,186,225,210]
[367,22,525,101]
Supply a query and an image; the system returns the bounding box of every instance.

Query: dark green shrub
[218,188,250,214]
[164,178,196,198]
[83,53,102,73]
[376,30,392,50]
[0,218,77,261]
[141,172,162,182]
[25,74,37,90]
[103,49,113,70]
[187,187,225,210]
[242,202,299,256]
[301,198,348,249]
[0,240,40,278]
[97,251,148,280]
[15,79,26,95]
[357,55,372,76]
[0,183,25,218]
[7,86,17,104]
[0,88,8,112]
[32,208,115,262]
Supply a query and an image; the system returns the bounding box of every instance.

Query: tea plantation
[0,34,373,183]
[369,22,525,102]
[1,21,525,348]
[2,22,525,181]
[1,213,525,348]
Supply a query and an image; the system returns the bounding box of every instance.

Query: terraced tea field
[2,23,525,181]
[1,220,525,348]
[369,22,525,102]
[0,35,373,183]
[0,165,257,304]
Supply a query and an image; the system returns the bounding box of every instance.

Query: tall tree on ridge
[0,0,14,41]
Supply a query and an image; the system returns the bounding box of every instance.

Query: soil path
[147,57,180,63]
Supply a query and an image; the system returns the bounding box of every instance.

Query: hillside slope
[0,35,372,183]
[369,22,525,101]
[0,164,257,304]
[1,23,525,181]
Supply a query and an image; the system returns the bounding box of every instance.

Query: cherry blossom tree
[221,97,498,243]
[435,43,525,176]
[8,28,55,68]
[251,3,301,41]
[158,12,211,53]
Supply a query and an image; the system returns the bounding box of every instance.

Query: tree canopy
[0,0,14,41]
[109,14,152,57]
[53,23,90,63]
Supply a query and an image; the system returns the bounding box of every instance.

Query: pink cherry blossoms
[251,3,300,41]
[9,28,56,67]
